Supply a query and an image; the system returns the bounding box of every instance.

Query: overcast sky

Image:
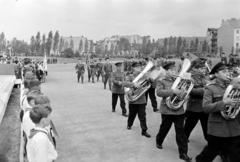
[0,0,239,42]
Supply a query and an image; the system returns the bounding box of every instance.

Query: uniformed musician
[184,58,209,142]
[103,57,113,90]
[155,61,192,162]
[75,59,85,83]
[196,62,240,162]
[111,62,128,117]
[125,62,151,138]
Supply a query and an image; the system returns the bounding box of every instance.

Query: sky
[0,0,240,42]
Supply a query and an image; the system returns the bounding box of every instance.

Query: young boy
[27,105,57,162]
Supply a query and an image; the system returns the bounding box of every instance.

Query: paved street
[41,63,220,162]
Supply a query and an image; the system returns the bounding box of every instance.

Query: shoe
[122,113,128,117]
[127,126,131,130]
[112,110,115,112]
[153,109,159,112]
[142,131,151,138]
[156,144,163,149]
[179,154,192,162]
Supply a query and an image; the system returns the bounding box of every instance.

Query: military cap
[209,62,226,74]
[162,61,175,70]
[115,62,122,67]
[132,62,141,67]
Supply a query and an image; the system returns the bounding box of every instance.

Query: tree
[89,40,94,52]
[41,34,46,55]
[46,31,53,56]
[35,32,41,55]
[176,37,182,55]
[30,36,35,55]
[70,37,74,51]
[63,48,74,58]
[78,39,83,52]
[53,31,60,55]
[0,32,6,52]
[58,37,65,53]
[119,37,130,51]
[190,40,195,52]
[162,38,168,56]
[202,40,208,53]
[11,38,29,55]
[194,38,199,52]
[182,39,187,53]
[84,40,88,52]
[219,46,223,56]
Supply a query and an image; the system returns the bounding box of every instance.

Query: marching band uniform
[184,59,208,141]
[196,62,240,162]
[90,62,96,83]
[96,60,104,82]
[126,62,151,138]
[103,58,113,90]
[75,61,85,83]
[156,62,191,162]
[111,62,127,117]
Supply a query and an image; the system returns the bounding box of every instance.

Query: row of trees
[0,31,212,58]
[96,36,210,58]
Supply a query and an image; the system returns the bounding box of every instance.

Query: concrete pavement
[41,63,221,162]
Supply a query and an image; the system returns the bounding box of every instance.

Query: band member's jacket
[156,76,185,115]
[27,127,57,162]
[75,63,85,74]
[187,72,206,112]
[203,79,240,137]
[125,71,146,104]
[111,71,125,94]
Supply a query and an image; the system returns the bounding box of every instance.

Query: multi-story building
[63,36,95,55]
[218,18,240,56]
[207,28,218,54]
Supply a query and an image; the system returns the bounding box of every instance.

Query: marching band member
[155,61,192,162]
[125,62,151,138]
[75,59,85,83]
[184,58,209,142]
[27,105,58,162]
[144,57,159,112]
[96,59,104,82]
[111,62,128,117]
[103,57,113,90]
[196,62,240,162]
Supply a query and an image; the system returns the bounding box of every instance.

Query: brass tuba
[125,61,166,102]
[221,76,240,120]
[166,59,194,111]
